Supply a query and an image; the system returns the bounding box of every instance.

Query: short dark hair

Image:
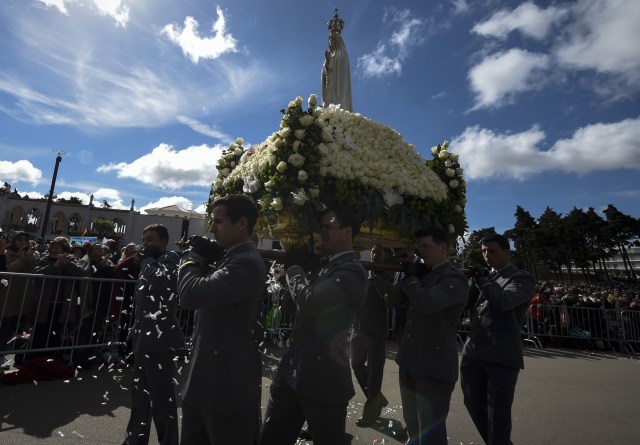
[414,228,449,246]
[212,194,259,234]
[481,233,510,250]
[143,224,170,241]
[323,206,362,239]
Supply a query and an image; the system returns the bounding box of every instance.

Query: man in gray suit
[259,207,368,445]
[178,194,267,445]
[461,233,535,445]
[377,228,468,445]
[123,224,183,445]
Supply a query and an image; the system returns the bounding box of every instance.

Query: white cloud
[57,191,90,204]
[472,2,568,40]
[0,160,43,185]
[19,190,45,199]
[176,115,231,141]
[468,48,549,109]
[452,125,549,180]
[37,0,69,15]
[92,0,129,27]
[555,0,640,86]
[549,117,640,174]
[92,187,128,209]
[451,0,470,15]
[451,117,640,180]
[162,7,238,63]
[358,8,425,78]
[138,196,200,214]
[37,0,129,26]
[97,143,223,189]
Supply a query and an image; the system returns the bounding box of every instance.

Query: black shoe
[298,428,313,440]
[356,416,376,427]
[392,427,408,441]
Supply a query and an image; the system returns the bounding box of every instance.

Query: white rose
[321,128,332,142]
[445,168,455,177]
[450,154,459,162]
[295,129,306,140]
[276,161,287,173]
[295,96,303,106]
[309,187,319,198]
[438,150,449,159]
[220,168,230,177]
[230,161,236,167]
[280,128,291,138]
[234,148,243,156]
[309,94,317,106]
[235,137,244,145]
[264,179,275,190]
[291,188,308,206]
[288,153,305,168]
[288,100,296,108]
[298,170,308,182]
[442,140,450,149]
[299,115,314,127]
[444,159,453,167]
[268,154,277,165]
[314,108,323,118]
[225,152,235,160]
[431,146,439,154]
[271,197,284,211]
[448,224,455,234]
[454,205,463,213]
[292,140,300,152]
[449,179,459,189]
[456,167,464,175]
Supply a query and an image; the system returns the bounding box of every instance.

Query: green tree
[536,207,566,281]
[91,217,115,238]
[603,204,640,282]
[505,206,538,275]
[57,196,84,205]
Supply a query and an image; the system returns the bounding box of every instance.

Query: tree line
[462,204,639,284]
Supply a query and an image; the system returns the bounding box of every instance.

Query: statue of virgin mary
[322,10,353,111]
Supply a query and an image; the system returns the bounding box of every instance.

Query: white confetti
[57,431,64,437]
[72,431,84,438]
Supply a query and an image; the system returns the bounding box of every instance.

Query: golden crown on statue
[327,9,344,34]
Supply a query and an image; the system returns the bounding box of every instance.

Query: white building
[0,191,207,248]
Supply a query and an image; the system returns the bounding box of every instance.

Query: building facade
[0,190,207,248]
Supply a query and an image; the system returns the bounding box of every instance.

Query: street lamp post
[40,151,64,239]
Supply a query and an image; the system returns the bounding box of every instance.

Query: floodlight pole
[40,152,63,238]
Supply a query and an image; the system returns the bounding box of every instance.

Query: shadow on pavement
[1,364,131,439]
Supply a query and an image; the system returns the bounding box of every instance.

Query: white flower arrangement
[210,96,467,244]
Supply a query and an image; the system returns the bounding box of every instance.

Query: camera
[186,235,224,263]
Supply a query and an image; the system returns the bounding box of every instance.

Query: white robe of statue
[321,32,353,112]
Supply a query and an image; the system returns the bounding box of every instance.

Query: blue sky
[0,0,638,234]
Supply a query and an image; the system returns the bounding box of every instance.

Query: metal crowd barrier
[3,271,639,365]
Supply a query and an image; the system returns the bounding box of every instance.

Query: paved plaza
[1,344,639,444]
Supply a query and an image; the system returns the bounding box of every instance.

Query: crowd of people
[2,196,638,445]
[0,230,142,371]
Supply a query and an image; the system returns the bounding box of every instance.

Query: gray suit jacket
[178,242,266,413]
[462,263,536,369]
[275,251,368,403]
[389,261,468,384]
[130,251,184,353]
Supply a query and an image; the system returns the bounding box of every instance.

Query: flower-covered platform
[210,95,467,249]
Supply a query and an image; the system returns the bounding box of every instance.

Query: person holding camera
[373,228,468,445]
[1,232,38,370]
[460,233,535,445]
[178,194,266,445]
[259,207,368,445]
[123,224,183,445]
